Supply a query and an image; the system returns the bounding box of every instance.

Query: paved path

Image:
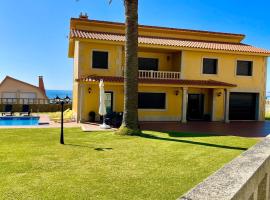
[140,121,270,137]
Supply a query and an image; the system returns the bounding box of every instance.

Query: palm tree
[117,0,140,135]
[79,0,140,134]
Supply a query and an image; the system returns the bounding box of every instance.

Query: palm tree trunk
[118,0,140,135]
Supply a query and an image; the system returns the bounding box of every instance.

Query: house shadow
[138,132,248,151]
[165,131,221,138]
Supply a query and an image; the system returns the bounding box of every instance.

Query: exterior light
[54,96,71,145]
[64,95,71,103]
[175,90,179,96]
[55,95,61,103]
[88,87,92,94]
[217,92,222,97]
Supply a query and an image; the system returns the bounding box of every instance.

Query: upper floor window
[236,60,252,76]
[138,57,158,71]
[92,51,108,69]
[138,92,166,109]
[203,58,218,74]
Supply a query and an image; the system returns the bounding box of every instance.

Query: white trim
[90,49,110,70]
[234,59,253,77]
[201,57,219,76]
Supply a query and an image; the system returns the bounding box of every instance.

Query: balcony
[138,70,181,80]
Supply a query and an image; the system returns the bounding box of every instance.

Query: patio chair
[20,105,31,116]
[1,104,14,116]
[105,112,123,128]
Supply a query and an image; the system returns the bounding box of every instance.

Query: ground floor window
[138,92,166,109]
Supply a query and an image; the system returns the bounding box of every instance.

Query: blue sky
[0,0,269,90]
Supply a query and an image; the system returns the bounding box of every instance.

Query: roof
[70,30,270,55]
[0,76,48,97]
[77,75,237,88]
[71,18,245,38]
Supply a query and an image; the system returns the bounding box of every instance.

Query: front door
[187,94,204,120]
[105,91,113,113]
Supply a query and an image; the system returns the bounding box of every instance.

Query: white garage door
[2,92,16,104]
[19,93,36,104]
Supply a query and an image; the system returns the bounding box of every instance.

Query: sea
[46,90,72,99]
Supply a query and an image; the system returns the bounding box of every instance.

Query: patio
[140,121,270,138]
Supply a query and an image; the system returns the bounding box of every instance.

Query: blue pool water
[0,117,40,126]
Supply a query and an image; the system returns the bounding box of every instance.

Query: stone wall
[178,136,270,200]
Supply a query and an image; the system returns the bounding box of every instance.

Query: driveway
[140,121,270,137]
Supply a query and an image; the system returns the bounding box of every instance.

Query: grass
[44,109,74,122]
[0,128,258,200]
[265,110,270,120]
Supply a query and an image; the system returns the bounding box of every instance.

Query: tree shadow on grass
[139,132,248,151]
[165,131,221,138]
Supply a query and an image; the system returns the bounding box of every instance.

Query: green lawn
[0,128,258,200]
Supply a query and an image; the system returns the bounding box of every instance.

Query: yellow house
[68,15,270,123]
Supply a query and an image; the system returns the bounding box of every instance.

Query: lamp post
[55,95,71,144]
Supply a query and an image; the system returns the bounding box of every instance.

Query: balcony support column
[182,87,188,123]
[224,88,230,123]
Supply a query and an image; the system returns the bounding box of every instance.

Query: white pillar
[224,89,230,123]
[78,84,85,123]
[212,89,216,121]
[182,87,188,123]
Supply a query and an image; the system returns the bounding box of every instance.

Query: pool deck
[0,114,114,131]
[2,115,270,137]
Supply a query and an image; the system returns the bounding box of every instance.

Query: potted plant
[89,111,96,122]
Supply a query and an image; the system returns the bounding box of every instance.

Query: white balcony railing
[138,70,181,80]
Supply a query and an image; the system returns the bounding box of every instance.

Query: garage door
[229,93,258,120]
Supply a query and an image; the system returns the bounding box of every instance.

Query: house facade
[0,76,48,104]
[69,15,270,123]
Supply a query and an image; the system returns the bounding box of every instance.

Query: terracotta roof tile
[71,18,245,37]
[77,75,237,87]
[70,30,270,55]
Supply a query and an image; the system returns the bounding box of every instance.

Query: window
[138,57,158,71]
[138,92,166,109]
[236,60,252,76]
[92,51,108,69]
[203,58,218,74]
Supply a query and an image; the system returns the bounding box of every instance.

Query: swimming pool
[0,116,40,126]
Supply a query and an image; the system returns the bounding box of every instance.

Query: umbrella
[99,79,110,129]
